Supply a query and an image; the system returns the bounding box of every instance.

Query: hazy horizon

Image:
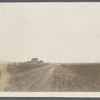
[0,3,100,63]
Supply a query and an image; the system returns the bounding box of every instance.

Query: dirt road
[0,63,100,92]
[5,64,55,92]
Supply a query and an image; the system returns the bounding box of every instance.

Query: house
[31,58,38,63]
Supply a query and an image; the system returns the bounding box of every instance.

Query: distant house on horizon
[31,58,38,64]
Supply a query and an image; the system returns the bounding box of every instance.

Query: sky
[0,3,100,63]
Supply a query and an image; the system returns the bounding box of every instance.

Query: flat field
[0,62,100,92]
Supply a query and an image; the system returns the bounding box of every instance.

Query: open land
[0,62,100,92]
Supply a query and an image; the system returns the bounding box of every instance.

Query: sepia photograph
[0,3,100,97]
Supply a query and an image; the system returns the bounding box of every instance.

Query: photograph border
[0,2,100,99]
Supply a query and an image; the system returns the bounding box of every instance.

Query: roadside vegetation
[7,58,49,75]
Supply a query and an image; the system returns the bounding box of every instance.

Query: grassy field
[52,63,100,91]
[7,62,49,75]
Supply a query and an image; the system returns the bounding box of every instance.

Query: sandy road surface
[5,65,55,92]
[0,63,9,91]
